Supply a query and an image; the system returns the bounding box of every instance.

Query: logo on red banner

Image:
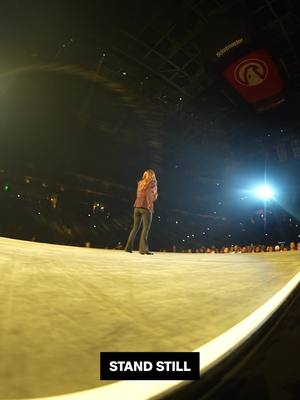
[223,48,284,106]
[234,59,268,86]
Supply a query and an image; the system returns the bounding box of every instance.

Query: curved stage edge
[10,273,299,400]
[0,237,299,400]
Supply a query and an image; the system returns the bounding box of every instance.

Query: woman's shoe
[125,249,133,253]
[140,252,153,255]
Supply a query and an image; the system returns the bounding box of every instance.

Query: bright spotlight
[254,185,274,200]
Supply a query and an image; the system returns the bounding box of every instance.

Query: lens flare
[254,185,274,200]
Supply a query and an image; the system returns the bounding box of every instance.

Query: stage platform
[0,236,299,399]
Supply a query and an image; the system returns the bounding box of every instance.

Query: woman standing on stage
[124,169,158,255]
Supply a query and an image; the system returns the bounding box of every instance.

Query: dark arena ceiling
[1,0,300,248]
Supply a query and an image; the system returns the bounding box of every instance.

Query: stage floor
[0,236,299,399]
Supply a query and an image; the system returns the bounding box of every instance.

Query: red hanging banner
[223,48,284,109]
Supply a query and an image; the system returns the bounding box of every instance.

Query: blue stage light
[254,185,274,200]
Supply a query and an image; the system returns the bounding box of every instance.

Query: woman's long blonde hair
[138,169,157,190]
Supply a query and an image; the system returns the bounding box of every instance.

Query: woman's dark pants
[125,207,152,253]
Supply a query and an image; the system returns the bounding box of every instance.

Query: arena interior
[1,1,300,399]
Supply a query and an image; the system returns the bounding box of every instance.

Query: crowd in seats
[153,242,300,253]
